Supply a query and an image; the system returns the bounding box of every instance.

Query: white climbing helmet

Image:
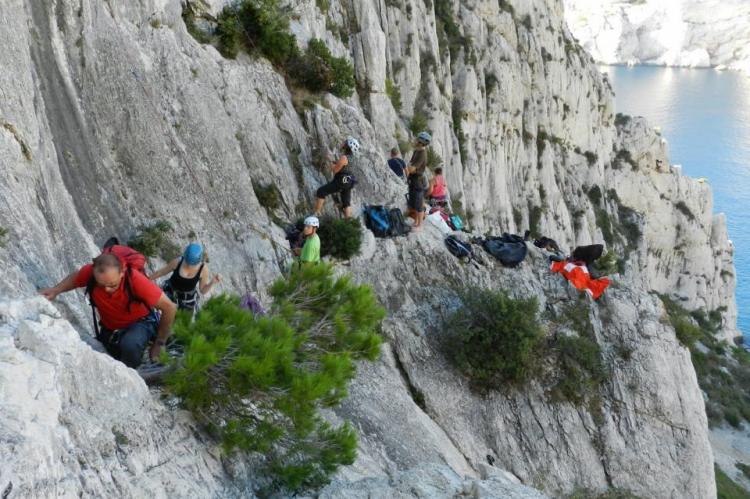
[345,136,361,155]
[417,131,432,145]
[304,215,320,228]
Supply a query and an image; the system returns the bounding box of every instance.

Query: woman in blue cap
[148,243,220,311]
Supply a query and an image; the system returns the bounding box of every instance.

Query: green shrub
[182,4,212,44]
[594,250,619,276]
[216,6,242,58]
[216,2,355,98]
[0,227,8,247]
[434,0,469,62]
[551,334,605,405]
[385,78,402,112]
[549,299,606,407]
[661,296,703,348]
[252,180,281,210]
[736,462,750,481]
[128,220,179,260]
[444,288,544,389]
[165,264,384,493]
[716,465,750,499]
[317,216,363,260]
[409,112,429,136]
[595,208,614,246]
[290,39,355,98]
[427,148,443,169]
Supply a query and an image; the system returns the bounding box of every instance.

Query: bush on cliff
[444,287,544,389]
[317,216,363,260]
[214,1,355,98]
[164,263,384,493]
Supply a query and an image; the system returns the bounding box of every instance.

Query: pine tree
[165,263,384,493]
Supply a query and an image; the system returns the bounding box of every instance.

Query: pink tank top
[432,175,446,197]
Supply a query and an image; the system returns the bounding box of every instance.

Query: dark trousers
[99,315,158,368]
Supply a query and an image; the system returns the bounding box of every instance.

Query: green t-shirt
[300,233,321,264]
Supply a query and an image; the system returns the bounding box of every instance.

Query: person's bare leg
[343,206,353,218]
[314,197,325,215]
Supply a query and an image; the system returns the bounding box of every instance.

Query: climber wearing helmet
[148,242,220,312]
[314,136,360,218]
[405,131,431,228]
[297,216,321,265]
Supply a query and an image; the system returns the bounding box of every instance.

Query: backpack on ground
[445,235,472,259]
[483,233,528,267]
[364,205,391,237]
[570,244,604,266]
[449,215,464,231]
[388,208,410,237]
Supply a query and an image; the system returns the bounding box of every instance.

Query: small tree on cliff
[165,263,384,493]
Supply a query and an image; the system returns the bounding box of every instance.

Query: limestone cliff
[0,0,739,497]
[564,0,750,72]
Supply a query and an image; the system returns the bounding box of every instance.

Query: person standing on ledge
[39,253,177,368]
[405,131,431,228]
[314,137,360,219]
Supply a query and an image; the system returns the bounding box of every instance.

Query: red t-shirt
[74,264,163,330]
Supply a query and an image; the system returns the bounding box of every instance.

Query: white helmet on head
[417,131,432,145]
[304,216,320,228]
[345,136,361,155]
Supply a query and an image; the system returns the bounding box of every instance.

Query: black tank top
[168,258,204,293]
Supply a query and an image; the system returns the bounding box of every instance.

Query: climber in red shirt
[40,252,177,368]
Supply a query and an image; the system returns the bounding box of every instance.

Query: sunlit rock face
[565,0,750,73]
[0,0,738,497]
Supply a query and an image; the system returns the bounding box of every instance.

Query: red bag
[103,245,147,274]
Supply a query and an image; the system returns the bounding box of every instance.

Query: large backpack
[103,245,147,274]
[483,233,528,267]
[364,205,391,238]
[86,244,149,338]
[445,235,472,259]
[570,244,604,266]
[388,208,410,237]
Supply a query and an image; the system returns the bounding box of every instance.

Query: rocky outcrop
[564,0,750,72]
[0,298,253,498]
[0,0,738,497]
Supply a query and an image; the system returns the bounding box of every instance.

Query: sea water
[603,65,750,337]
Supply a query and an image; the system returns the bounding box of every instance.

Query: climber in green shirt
[299,216,321,264]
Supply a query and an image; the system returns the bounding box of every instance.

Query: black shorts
[407,186,426,212]
[317,178,353,208]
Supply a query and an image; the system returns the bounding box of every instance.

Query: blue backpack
[445,235,472,259]
[449,215,464,231]
[364,205,391,237]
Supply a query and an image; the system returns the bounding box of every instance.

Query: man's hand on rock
[39,287,59,301]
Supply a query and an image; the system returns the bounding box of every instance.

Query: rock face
[0,0,738,497]
[564,0,750,72]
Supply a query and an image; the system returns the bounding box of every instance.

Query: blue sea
[603,65,750,337]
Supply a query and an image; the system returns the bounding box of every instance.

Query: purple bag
[240,293,266,316]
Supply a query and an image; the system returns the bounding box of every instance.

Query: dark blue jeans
[99,314,158,368]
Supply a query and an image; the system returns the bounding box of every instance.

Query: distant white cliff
[564,0,750,73]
